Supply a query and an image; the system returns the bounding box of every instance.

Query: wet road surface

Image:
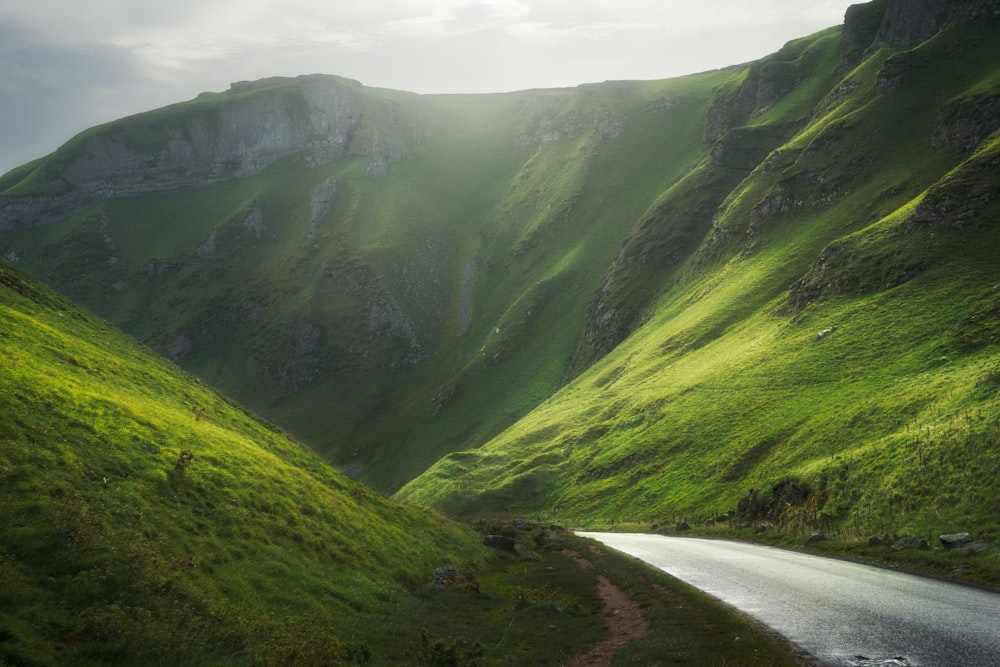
[578,532,1000,666]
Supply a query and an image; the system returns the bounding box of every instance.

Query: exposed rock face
[736,481,811,523]
[268,322,324,396]
[0,75,417,230]
[932,94,1000,154]
[939,532,974,549]
[891,537,930,550]
[483,534,516,552]
[841,0,1000,70]
[307,177,339,239]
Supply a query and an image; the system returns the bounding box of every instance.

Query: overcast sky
[1,0,859,176]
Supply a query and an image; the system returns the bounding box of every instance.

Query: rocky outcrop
[483,534,516,552]
[939,532,974,549]
[307,178,339,239]
[0,75,418,230]
[891,537,930,550]
[736,481,811,523]
[933,94,1000,154]
[267,322,324,396]
[786,238,928,312]
[841,0,1000,70]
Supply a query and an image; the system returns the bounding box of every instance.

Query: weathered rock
[736,481,811,522]
[737,489,761,520]
[0,74,418,231]
[841,0,1000,73]
[676,521,691,532]
[433,568,479,591]
[868,536,885,547]
[513,518,530,531]
[960,541,990,553]
[808,530,826,543]
[483,534,517,552]
[891,537,930,551]
[939,533,974,549]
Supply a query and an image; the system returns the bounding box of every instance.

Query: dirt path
[562,550,649,667]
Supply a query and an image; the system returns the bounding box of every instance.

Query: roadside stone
[484,534,517,552]
[939,532,973,549]
[433,568,479,592]
[891,537,930,551]
[868,536,885,546]
[808,530,826,542]
[676,520,691,532]
[960,541,989,553]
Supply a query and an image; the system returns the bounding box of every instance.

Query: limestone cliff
[842,0,1000,69]
[0,75,422,229]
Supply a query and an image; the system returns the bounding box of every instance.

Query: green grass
[1,65,744,493]
[0,261,488,664]
[2,262,817,665]
[398,18,1000,561]
[2,15,1000,600]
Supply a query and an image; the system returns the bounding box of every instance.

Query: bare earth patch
[562,551,650,666]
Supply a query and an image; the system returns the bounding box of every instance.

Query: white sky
[0,0,859,175]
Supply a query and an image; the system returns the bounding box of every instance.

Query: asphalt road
[578,532,1000,667]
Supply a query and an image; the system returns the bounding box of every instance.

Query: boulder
[808,530,826,542]
[676,521,691,532]
[939,532,973,549]
[483,534,517,552]
[891,537,930,551]
[960,541,990,553]
[433,568,479,591]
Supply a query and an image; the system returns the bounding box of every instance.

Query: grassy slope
[397,20,1000,544]
[0,71,731,493]
[0,261,488,664]
[0,263,812,665]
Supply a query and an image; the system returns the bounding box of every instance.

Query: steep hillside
[0,261,487,664]
[0,70,737,492]
[399,4,1000,538]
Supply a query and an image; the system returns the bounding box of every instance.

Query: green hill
[398,10,1000,537]
[0,261,487,664]
[2,0,999,546]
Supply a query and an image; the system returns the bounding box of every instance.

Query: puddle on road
[847,657,911,666]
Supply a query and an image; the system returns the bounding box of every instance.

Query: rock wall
[0,75,414,230]
[842,0,1000,69]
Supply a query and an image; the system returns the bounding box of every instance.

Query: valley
[2,0,1000,662]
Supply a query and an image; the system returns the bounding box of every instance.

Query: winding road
[578,532,1000,667]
